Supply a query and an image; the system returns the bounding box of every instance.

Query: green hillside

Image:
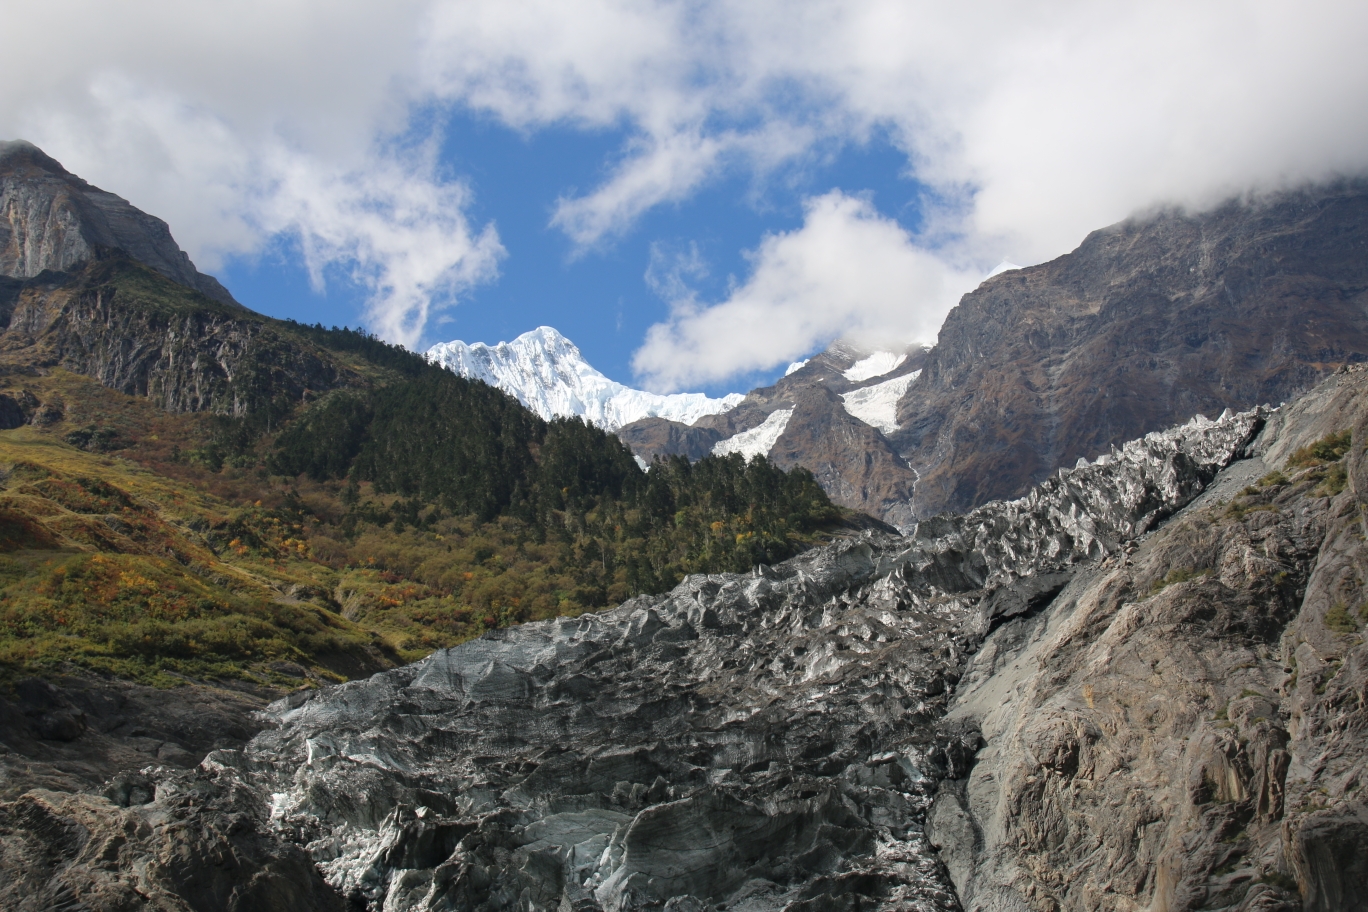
[0,262,848,687]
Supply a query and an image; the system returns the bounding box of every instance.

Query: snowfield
[712,409,794,460]
[840,371,919,434]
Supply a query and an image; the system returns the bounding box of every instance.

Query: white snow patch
[984,260,1022,280]
[633,453,650,472]
[426,326,743,431]
[785,359,809,376]
[712,409,794,460]
[840,371,919,435]
[842,351,906,382]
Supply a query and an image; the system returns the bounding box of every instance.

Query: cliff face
[894,182,1368,520]
[932,367,1368,912]
[0,256,353,417]
[0,140,238,307]
[0,142,360,420]
[624,183,1368,531]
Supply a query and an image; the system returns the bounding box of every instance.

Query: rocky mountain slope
[1,140,237,307]
[619,342,928,528]
[894,180,1368,521]
[426,326,742,432]
[7,366,1362,911]
[626,182,1368,530]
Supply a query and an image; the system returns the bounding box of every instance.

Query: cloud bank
[635,192,976,390]
[3,1,1366,365]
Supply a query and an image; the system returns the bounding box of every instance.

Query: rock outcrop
[932,367,1368,912]
[893,182,1368,520]
[0,144,363,419]
[0,140,238,307]
[0,256,353,416]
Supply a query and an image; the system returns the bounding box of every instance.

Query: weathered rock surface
[0,256,353,416]
[932,366,1368,912]
[893,182,1368,520]
[0,673,347,911]
[1,139,238,306]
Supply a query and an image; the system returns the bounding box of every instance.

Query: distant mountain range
[425,326,742,433]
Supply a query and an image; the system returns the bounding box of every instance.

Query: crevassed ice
[785,359,809,376]
[426,326,743,431]
[842,351,906,382]
[712,409,794,460]
[840,371,919,435]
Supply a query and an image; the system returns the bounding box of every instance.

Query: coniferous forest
[262,331,842,652]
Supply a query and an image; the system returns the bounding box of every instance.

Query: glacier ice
[426,326,742,431]
[712,409,794,460]
[840,370,920,434]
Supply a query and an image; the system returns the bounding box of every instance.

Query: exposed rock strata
[893,182,1368,519]
[0,257,352,416]
[0,139,238,306]
[932,367,1368,912]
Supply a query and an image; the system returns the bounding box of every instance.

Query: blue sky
[5,1,1366,393]
[216,112,922,395]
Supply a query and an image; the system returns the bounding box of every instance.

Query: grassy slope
[0,324,849,690]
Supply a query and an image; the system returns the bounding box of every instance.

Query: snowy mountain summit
[425,326,743,431]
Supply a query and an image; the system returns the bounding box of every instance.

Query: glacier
[426,326,743,431]
[712,409,794,460]
[841,370,920,435]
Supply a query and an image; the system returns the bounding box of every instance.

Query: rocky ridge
[0,140,237,307]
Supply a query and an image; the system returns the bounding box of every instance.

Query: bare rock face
[893,181,1368,520]
[934,367,1368,912]
[0,256,352,416]
[0,140,238,307]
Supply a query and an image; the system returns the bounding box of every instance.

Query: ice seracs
[426,326,742,431]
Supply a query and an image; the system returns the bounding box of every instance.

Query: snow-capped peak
[425,326,743,431]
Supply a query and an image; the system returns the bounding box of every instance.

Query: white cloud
[633,191,978,390]
[2,0,1366,357]
[0,0,499,346]
[254,144,505,347]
